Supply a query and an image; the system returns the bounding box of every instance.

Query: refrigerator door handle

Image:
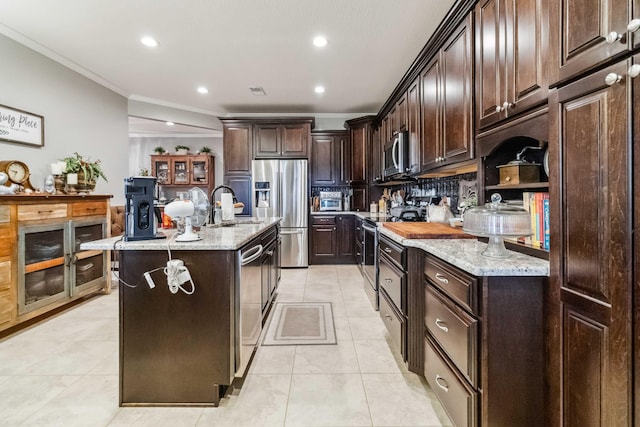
[281,229,304,235]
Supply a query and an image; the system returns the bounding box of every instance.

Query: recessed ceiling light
[166,122,174,126]
[141,36,159,47]
[315,86,325,94]
[313,36,328,47]
[197,86,209,94]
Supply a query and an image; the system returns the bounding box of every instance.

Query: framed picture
[0,104,44,147]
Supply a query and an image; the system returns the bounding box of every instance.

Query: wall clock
[0,160,34,190]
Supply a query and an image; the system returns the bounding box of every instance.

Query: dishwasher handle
[241,244,264,265]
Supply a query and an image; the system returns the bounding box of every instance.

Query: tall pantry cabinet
[548,0,640,425]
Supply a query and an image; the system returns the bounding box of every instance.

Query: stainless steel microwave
[383,131,409,179]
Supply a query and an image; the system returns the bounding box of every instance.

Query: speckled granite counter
[378,226,549,277]
[80,217,281,251]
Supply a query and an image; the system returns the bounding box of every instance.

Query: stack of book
[517,192,549,250]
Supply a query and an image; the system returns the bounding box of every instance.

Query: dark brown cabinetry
[548,58,633,427]
[406,76,421,174]
[222,122,253,175]
[310,131,350,186]
[309,215,354,265]
[420,13,474,171]
[421,254,545,427]
[346,117,375,211]
[549,0,640,85]
[475,0,549,129]
[254,121,312,158]
[378,235,406,359]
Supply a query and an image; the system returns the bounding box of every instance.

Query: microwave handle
[392,136,400,170]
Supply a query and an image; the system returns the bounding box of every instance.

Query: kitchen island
[81,218,281,407]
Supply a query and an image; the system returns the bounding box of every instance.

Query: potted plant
[175,145,190,155]
[198,146,212,155]
[153,146,166,154]
[61,152,107,192]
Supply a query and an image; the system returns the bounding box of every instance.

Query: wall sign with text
[0,104,44,147]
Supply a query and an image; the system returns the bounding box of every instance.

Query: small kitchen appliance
[124,176,165,241]
[319,191,343,212]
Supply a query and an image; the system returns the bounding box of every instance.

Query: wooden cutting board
[382,222,475,239]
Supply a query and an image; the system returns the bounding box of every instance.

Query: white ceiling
[0,0,455,134]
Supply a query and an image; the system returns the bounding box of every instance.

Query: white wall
[0,34,129,204]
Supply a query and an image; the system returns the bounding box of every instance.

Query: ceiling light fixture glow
[197,86,209,94]
[166,121,174,126]
[315,86,325,94]
[141,36,159,47]
[313,36,328,47]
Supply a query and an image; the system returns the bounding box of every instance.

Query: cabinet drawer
[0,291,13,326]
[378,235,404,269]
[71,201,107,217]
[379,289,404,356]
[0,206,10,223]
[0,226,13,258]
[0,260,11,292]
[312,216,336,225]
[424,254,478,315]
[425,285,478,387]
[18,204,67,222]
[379,254,405,313]
[425,336,478,427]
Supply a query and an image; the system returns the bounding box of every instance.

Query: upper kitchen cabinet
[406,76,421,174]
[345,116,375,185]
[253,119,313,159]
[476,0,549,129]
[549,0,640,85]
[420,13,475,171]
[221,120,253,175]
[310,131,350,186]
[392,92,407,134]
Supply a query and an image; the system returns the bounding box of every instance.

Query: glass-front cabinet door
[172,158,189,185]
[152,157,171,184]
[18,224,68,315]
[70,219,106,296]
[190,157,210,185]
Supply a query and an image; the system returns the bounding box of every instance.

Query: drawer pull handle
[435,375,449,392]
[384,277,392,284]
[435,273,449,284]
[383,247,393,253]
[38,210,53,214]
[384,314,393,322]
[435,318,449,333]
[86,207,97,211]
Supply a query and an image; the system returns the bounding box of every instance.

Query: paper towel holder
[210,185,238,224]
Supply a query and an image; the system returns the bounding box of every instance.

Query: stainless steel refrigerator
[252,159,308,267]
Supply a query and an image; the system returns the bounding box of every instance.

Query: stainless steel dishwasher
[235,239,263,377]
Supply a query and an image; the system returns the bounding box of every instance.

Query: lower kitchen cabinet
[0,196,110,333]
[309,215,354,264]
[378,234,406,359]
[420,253,545,426]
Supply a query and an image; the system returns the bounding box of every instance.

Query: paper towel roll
[221,193,235,221]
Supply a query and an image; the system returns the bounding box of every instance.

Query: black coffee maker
[124,177,164,241]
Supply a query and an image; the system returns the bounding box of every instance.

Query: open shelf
[485,182,549,190]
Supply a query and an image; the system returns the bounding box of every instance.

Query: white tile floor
[0,265,452,427]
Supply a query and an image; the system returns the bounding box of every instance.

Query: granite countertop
[80,217,281,251]
[378,227,549,277]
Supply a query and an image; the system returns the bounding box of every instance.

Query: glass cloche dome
[463,193,532,258]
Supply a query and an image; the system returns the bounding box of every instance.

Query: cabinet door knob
[502,101,514,110]
[628,18,640,33]
[384,247,393,253]
[605,31,624,44]
[605,73,623,86]
[629,64,640,78]
[495,105,504,113]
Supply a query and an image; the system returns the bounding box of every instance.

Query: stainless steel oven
[361,218,378,310]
